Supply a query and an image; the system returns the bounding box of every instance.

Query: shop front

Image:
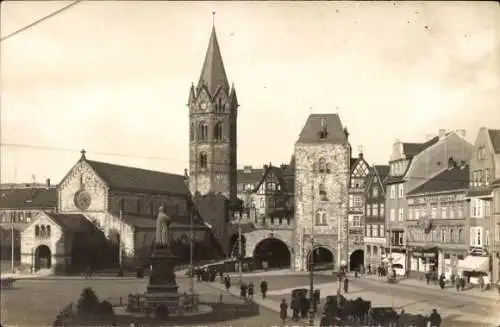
[408,246,438,276]
[457,247,491,285]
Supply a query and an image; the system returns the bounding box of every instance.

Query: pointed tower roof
[198,27,229,96]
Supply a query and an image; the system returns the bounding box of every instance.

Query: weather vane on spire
[212,11,216,27]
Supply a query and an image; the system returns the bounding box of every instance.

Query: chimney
[243,166,252,173]
[280,163,288,170]
[438,129,446,139]
[46,178,51,188]
[344,127,350,140]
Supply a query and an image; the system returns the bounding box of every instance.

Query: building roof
[488,129,500,154]
[296,114,347,144]
[85,159,189,196]
[253,164,292,193]
[0,188,57,209]
[403,136,439,158]
[197,27,229,97]
[237,167,266,184]
[374,165,390,181]
[406,165,469,196]
[45,213,98,232]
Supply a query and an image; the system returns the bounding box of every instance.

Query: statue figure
[155,205,172,247]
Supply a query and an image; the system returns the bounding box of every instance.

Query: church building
[21,151,214,274]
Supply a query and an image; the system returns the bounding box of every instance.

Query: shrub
[99,300,114,315]
[155,305,169,320]
[77,287,100,314]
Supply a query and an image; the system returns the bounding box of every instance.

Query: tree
[77,287,100,314]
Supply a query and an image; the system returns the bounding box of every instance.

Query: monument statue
[146,204,179,311]
[155,205,172,247]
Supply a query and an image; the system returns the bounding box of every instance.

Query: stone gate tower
[188,26,238,200]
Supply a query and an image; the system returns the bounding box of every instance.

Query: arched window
[199,152,208,169]
[366,245,372,256]
[441,229,447,242]
[190,122,194,141]
[318,158,326,173]
[198,123,208,140]
[214,122,223,141]
[458,228,463,242]
[315,209,327,225]
[35,225,40,237]
[450,229,455,243]
[40,225,46,237]
[319,183,327,201]
[46,225,51,237]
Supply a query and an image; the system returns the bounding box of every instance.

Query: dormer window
[477,146,486,160]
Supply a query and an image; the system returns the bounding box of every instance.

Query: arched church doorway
[308,246,334,271]
[229,234,246,258]
[35,245,52,271]
[253,238,291,269]
[350,249,364,271]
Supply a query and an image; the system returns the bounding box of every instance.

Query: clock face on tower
[74,190,92,211]
[199,102,208,110]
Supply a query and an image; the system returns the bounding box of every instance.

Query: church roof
[84,159,189,196]
[45,213,98,232]
[296,114,347,144]
[198,27,229,96]
[0,187,57,209]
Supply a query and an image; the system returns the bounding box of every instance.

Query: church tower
[188,26,238,200]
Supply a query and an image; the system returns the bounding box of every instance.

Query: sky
[1,1,499,184]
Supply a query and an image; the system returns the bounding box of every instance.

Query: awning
[389,253,405,264]
[457,255,489,273]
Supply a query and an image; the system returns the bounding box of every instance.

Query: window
[409,208,413,220]
[449,205,454,219]
[369,225,373,237]
[349,195,354,209]
[398,184,404,198]
[318,158,326,173]
[477,146,486,160]
[214,122,223,141]
[190,122,194,141]
[457,203,463,218]
[486,229,490,246]
[198,123,208,140]
[458,228,464,243]
[398,208,404,221]
[441,230,447,242]
[415,208,420,220]
[441,206,447,219]
[380,203,385,216]
[260,198,265,208]
[46,225,51,237]
[431,206,437,219]
[390,209,396,221]
[315,210,327,225]
[368,204,372,217]
[380,224,385,237]
[470,227,483,247]
[35,225,40,237]
[450,229,455,243]
[485,201,491,217]
[319,183,327,201]
[390,185,395,199]
[372,187,379,198]
[351,215,362,227]
[199,152,208,169]
[373,203,379,217]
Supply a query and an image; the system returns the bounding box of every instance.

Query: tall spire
[198,23,229,96]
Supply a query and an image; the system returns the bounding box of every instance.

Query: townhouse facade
[364,165,389,268]
[405,162,470,278]
[466,128,500,283]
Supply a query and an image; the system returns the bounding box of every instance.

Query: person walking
[343,278,349,293]
[260,280,268,299]
[280,298,288,324]
[429,308,442,327]
[248,282,254,301]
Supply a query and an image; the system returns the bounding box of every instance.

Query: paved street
[206,272,500,327]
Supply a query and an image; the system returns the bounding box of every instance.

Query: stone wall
[293,143,350,271]
[20,212,65,271]
[107,191,188,218]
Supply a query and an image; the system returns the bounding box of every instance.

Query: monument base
[145,245,179,310]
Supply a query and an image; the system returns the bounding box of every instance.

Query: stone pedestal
[145,245,179,310]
